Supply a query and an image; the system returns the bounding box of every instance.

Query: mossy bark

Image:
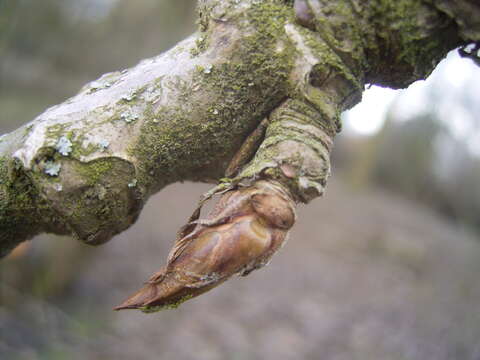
[0,0,477,257]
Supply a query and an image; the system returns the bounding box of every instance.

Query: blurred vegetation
[336,59,480,235]
[372,113,480,232]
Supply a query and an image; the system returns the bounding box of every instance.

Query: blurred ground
[2,1,480,359]
[2,178,480,360]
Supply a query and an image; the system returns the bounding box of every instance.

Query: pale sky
[343,50,478,137]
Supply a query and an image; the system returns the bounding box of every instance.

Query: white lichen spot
[88,79,113,93]
[56,136,72,156]
[204,64,213,74]
[97,186,107,200]
[44,161,61,177]
[122,93,136,102]
[121,110,139,123]
[128,179,138,188]
[248,82,255,87]
[152,118,159,124]
[212,108,219,115]
[463,43,476,54]
[89,81,102,91]
[98,139,110,150]
[54,183,63,192]
[275,40,286,53]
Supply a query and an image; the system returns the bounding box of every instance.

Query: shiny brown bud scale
[115,180,296,312]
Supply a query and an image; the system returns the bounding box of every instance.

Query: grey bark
[0,0,478,256]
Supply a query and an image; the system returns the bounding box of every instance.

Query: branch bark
[0,0,477,260]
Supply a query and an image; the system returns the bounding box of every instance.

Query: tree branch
[0,0,474,265]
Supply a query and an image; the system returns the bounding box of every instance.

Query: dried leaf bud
[115,180,296,312]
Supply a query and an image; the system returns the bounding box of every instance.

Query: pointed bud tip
[114,273,199,312]
[114,289,195,313]
[114,283,159,311]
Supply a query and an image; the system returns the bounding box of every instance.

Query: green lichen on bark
[0,157,42,256]
[32,157,141,245]
[132,0,296,194]
[75,158,114,186]
[427,0,480,41]
[364,0,461,87]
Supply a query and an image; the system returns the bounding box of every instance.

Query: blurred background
[1,1,480,359]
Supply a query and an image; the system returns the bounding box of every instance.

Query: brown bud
[115,180,296,312]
